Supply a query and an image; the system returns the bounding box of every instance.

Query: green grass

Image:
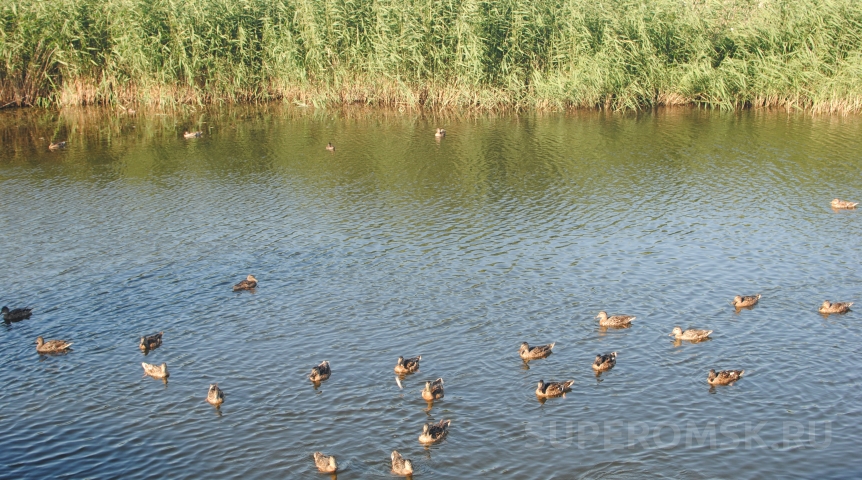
[3,0,862,111]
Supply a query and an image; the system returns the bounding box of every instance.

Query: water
[1,107,861,479]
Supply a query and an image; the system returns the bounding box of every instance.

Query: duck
[422,378,444,401]
[183,131,202,138]
[142,362,169,379]
[2,306,32,322]
[35,336,72,353]
[669,327,712,342]
[326,142,335,151]
[48,141,66,150]
[732,294,761,308]
[831,198,858,209]
[206,383,225,407]
[232,275,258,291]
[535,379,574,398]
[596,311,635,327]
[418,419,450,444]
[708,369,744,386]
[435,128,446,138]
[391,450,414,476]
[819,300,853,314]
[592,352,617,372]
[395,355,421,374]
[309,360,331,382]
[519,342,555,360]
[313,452,337,473]
[139,332,163,352]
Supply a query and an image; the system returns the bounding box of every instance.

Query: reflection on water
[1,106,861,478]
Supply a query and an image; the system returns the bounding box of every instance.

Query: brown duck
[139,332,163,352]
[708,369,744,386]
[232,275,258,291]
[732,294,761,308]
[535,379,574,398]
[395,355,421,374]
[519,342,555,360]
[142,362,169,379]
[422,378,444,401]
[206,384,225,407]
[831,198,858,209]
[592,352,617,372]
[819,301,853,314]
[391,450,414,476]
[313,452,337,473]
[596,311,635,327]
[309,360,331,382]
[418,419,450,444]
[36,336,72,354]
[670,327,712,342]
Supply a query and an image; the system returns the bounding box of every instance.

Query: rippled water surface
[1,107,861,479]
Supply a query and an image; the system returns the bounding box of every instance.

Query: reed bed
[2,0,862,112]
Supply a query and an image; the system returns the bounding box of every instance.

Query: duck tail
[549,342,556,349]
[739,370,745,377]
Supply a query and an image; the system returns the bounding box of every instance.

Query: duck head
[36,336,44,347]
[519,342,529,354]
[247,275,257,283]
[708,369,717,381]
[821,300,832,309]
[1,306,8,315]
[670,327,683,337]
[595,311,608,321]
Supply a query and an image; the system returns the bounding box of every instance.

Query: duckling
[183,131,202,139]
[435,128,446,138]
[519,342,555,360]
[35,336,72,354]
[326,142,335,151]
[391,450,414,476]
[206,383,225,407]
[48,141,66,150]
[2,306,32,322]
[313,452,337,473]
[142,362,169,379]
[592,352,617,372]
[418,419,450,444]
[708,369,744,386]
[422,378,444,401]
[819,300,853,314]
[232,275,258,291]
[139,332,163,352]
[831,198,858,209]
[309,360,331,382]
[535,379,574,398]
[596,311,635,327]
[395,355,421,374]
[669,327,712,342]
[732,294,761,308]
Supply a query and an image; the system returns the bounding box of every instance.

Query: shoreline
[4,0,862,114]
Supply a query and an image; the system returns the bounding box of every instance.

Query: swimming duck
[418,419,450,444]
[422,378,444,401]
[596,311,636,327]
[519,342,555,360]
[206,383,225,407]
[309,360,331,382]
[831,198,858,209]
[435,128,446,138]
[326,142,335,151]
[391,450,414,476]
[2,306,32,322]
[670,327,712,342]
[535,379,574,398]
[592,352,617,372]
[395,355,421,374]
[707,369,744,386]
[48,141,66,150]
[313,452,337,473]
[183,131,202,138]
[35,336,72,353]
[732,294,761,308]
[819,300,853,314]
[139,332,163,352]
[232,275,258,291]
[142,362,169,379]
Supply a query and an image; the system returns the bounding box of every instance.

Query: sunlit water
[1,107,861,479]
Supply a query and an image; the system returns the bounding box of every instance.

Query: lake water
[1,106,860,479]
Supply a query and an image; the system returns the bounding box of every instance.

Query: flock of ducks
[4,180,857,475]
